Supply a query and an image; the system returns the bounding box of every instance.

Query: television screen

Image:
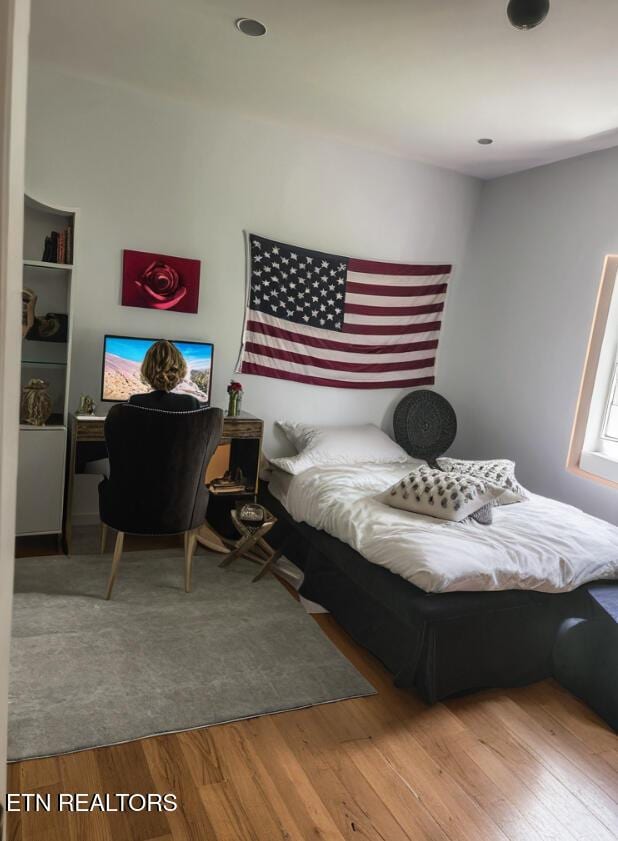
[101,335,213,404]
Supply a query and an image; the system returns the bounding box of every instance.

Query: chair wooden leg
[105,531,124,600]
[100,522,108,554]
[185,529,197,593]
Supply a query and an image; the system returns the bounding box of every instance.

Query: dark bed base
[261,486,601,703]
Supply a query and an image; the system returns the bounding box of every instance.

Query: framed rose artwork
[122,250,200,313]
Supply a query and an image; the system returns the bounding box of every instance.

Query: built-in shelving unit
[22,360,68,367]
[16,195,77,538]
[23,260,74,271]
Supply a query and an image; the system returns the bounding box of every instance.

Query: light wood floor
[9,537,618,841]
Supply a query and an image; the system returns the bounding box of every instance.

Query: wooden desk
[62,411,264,555]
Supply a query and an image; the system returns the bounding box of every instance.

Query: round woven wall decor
[393,389,457,462]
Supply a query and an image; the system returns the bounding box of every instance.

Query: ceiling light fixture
[477,138,494,145]
[507,0,550,30]
[235,18,267,37]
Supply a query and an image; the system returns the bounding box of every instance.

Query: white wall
[440,146,618,524]
[25,66,480,458]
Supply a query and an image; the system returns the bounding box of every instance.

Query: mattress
[267,465,295,507]
[268,462,618,593]
[260,485,600,702]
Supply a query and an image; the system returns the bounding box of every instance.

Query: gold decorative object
[21,379,52,426]
[77,394,97,415]
[22,288,37,338]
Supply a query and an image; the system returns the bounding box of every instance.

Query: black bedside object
[553,584,618,731]
[393,389,457,465]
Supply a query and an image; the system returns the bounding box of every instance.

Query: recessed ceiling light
[235,18,267,37]
[507,0,550,30]
[477,138,494,145]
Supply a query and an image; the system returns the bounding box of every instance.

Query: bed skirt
[261,485,598,703]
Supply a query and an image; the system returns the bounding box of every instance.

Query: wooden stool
[219,507,281,582]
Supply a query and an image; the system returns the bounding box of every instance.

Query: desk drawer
[76,420,105,440]
[222,419,263,439]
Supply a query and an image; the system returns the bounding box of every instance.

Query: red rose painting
[122,250,200,314]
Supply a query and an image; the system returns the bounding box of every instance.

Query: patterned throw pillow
[436,458,528,506]
[380,466,504,523]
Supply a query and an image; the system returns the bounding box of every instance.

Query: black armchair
[98,403,223,599]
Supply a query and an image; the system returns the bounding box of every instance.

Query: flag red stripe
[342,320,443,335]
[346,281,447,297]
[245,319,439,354]
[240,361,435,390]
[344,301,444,317]
[244,342,434,373]
[348,258,451,276]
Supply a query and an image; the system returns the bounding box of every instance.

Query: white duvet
[269,462,618,593]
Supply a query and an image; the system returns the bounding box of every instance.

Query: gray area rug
[9,549,374,760]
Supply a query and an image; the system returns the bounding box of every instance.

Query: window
[602,362,618,442]
[568,255,618,488]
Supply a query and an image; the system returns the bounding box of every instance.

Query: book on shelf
[66,225,73,264]
[40,225,73,264]
[42,236,53,262]
[50,231,59,263]
[208,482,249,494]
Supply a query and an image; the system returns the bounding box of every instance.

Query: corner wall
[440,145,618,523]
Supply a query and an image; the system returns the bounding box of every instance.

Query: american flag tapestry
[237,234,452,389]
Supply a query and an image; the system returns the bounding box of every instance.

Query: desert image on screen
[103,337,212,402]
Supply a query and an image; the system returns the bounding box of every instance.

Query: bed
[260,461,618,703]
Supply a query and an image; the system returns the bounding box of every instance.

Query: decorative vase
[21,379,52,426]
[227,391,241,417]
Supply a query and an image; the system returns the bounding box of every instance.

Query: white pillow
[379,466,504,523]
[436,458,528,506]
[271,421,413,475]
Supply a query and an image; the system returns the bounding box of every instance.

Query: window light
[567,255,618,488]
[602,362,618,442]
